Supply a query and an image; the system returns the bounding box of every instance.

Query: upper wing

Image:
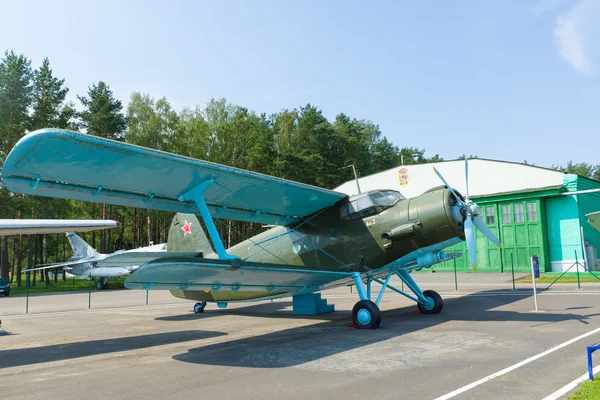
[588,212,600,232]
[1,129,347,225]
[0,219,118,236]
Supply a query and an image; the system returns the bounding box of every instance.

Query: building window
[501,205,512,224]
[485,206,495,225]
[514,204,525,223]
[527,203,538,222]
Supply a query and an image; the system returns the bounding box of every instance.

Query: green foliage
[569,378,600,399]
[0,50,32,164]
[30,57,68,130]
[78,81,127,140]
[552,161,600,180]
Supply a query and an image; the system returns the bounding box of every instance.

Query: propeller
[434,160,502,271]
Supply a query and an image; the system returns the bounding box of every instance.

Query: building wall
[545,195,582,272]
[569,175,600,269]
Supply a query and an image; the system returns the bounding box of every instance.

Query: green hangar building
[335,159,600,273]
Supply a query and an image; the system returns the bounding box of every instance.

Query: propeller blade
[465,159,470,200]
[433,167,464,206]
[464,217,477,271]
[473,216,501,248]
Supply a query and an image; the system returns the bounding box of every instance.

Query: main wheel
[102,279,109,290]
[417,290,443,314]
[194,302,207,314]
[95,280,103,290]
[352,300,382,329]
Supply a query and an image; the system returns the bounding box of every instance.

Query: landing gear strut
[350,268,444,329]
[95,278,109,290]
[194,301,207,314]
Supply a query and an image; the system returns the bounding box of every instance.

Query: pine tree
[31,57,68,130]
[77,81,126,140]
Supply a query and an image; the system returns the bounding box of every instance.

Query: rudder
[66,232,100,259]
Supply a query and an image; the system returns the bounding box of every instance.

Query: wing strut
[178,179,239,260]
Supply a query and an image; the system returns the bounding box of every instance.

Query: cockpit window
[340,190,404,220]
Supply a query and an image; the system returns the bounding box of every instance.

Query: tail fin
[168,213,215,257]
[66,232,100,260]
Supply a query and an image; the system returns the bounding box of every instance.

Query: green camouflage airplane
[1,129,500,329]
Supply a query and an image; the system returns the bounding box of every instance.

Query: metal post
[531,256,539,311]
[576,250,581,290]
[25,272,30,314]
[453,258,458,291]
[581,226,590,272]
[511,253,515,291]
[146,289,149,305]
[88,275,92,309]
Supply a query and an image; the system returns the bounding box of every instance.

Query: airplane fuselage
[171,187,465,302]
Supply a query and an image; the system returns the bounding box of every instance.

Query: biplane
[1,129,500,329]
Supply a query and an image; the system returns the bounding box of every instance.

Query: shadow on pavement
[155,301,343,322]
[172,289,597,368]
[0,330,226,369]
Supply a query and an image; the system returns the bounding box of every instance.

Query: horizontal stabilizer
[125,258,352,294]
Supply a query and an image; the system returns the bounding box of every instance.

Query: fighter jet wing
[1,129,348,225]
[588,212,600,232]
[96,251,203,267]
[22,258,93,272]
[0,219,119,236]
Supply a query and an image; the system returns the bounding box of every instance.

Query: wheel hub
[357,308,371,325]
[423,297,435,311]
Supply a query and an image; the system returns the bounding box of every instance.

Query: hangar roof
[334,158,566,199]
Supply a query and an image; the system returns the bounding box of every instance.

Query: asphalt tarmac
[1,272,599,400]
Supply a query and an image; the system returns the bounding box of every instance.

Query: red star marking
[181,220,192,237]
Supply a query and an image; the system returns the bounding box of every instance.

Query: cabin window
[340,190,403,221]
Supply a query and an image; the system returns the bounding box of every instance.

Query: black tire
[194,302,206,314]
[4,293,8,297]
[95,280,103,290]
[352,300,382,329]
[417,290,443,314]
[102,280,109,290]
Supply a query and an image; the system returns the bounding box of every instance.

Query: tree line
[1,50,598,286]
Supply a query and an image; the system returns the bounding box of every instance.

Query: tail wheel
[418,290,443,314]
[352,300,382,329]
[194,302,207,314]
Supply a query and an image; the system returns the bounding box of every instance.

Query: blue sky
[1,0,599,168]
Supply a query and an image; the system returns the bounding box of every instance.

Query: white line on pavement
[1,303,188,319]
[435,326,600,400]
[543,365,600,400]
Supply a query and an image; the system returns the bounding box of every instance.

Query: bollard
[453,258,458,291]
[25,273,30,314]
[575,250,581,290]
[146,290,149,305]
[511,253,515,291]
